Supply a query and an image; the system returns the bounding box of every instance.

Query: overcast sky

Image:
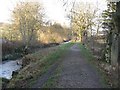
[0,0,107,26]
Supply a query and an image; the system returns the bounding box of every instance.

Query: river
[0,60,22,79]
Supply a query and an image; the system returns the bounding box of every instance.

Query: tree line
[1,1,71,59]
[1,1,71,46]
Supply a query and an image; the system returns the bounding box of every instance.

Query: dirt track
[33,44,107,88]
[55,44,107,88]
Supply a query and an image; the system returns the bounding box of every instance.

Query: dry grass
[7,46,58,88]
[7,42,73,88]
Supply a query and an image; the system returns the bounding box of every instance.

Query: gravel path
[33,44,106,88]
[55,44,106,88]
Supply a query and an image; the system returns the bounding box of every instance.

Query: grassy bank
[7,42,74,88]
[78,43,110,88]
[42,61,63,88]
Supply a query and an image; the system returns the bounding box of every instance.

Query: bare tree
[12,1,44,48]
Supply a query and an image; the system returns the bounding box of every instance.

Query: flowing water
[0,60,22,79]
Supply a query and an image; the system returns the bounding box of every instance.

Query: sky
[0,0,107,27]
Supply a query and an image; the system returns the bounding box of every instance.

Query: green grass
[78,43,110,88]
[7,42,74,88]
[36,42,74,88]
[43,42,109,88]
[28,42,74,87]
[43,63,62,88]
[78,43,94,61]
[43,60,62,88]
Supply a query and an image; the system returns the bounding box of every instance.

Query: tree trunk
[111,2,120,88]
